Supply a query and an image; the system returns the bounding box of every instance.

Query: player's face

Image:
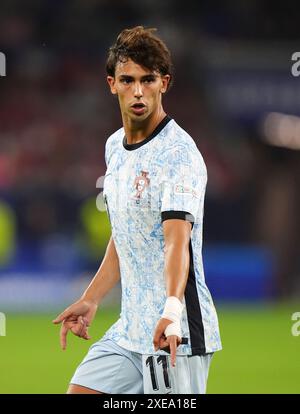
[107,59,170,121]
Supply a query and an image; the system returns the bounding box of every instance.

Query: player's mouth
[131,102,146,115]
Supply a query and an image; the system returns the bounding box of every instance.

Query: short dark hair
[106,26,173,91]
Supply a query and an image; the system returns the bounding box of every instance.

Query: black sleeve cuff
[161,210,195,228]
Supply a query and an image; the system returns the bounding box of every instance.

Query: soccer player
[53,26,222,394]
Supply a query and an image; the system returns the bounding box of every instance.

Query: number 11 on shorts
[142,355,173,394]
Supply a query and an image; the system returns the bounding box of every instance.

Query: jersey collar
[123,115,172,151]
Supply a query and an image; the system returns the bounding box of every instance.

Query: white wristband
[164,322,182,339]
[161,296,184,325]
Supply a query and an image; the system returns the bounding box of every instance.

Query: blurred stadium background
[0,0,300,394]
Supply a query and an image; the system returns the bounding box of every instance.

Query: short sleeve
[104,128,123,169]
[160,145,207,226]
[104,139,111,168]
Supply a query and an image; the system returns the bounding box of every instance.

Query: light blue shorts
[70,338,213,394]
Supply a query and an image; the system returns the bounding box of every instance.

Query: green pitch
[0,303,299,394]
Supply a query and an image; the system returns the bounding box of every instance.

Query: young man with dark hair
[53,26,222,394]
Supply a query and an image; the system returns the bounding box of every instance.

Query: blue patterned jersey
[102,115,222,355]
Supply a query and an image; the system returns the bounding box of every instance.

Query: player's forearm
[164,241,190,301]
[81,236,120,305]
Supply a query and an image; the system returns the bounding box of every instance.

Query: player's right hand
[153,318,182,367]
[52,299,98,350]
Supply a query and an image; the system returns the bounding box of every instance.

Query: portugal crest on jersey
[133,170,150,200]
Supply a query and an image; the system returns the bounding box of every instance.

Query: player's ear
[160,75,170,94]
[107,76,117,95]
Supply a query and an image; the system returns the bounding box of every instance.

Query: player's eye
[120,78,132,84]
[143,77,155,84]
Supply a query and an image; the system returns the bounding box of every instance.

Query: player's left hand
[153,318,181,367]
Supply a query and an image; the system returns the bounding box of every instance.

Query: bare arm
[81,236,120,305]
[163,220,191,300]
[53,236,120,349]
[153,219,191,366]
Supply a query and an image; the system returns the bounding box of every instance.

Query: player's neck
[122,108,167,145]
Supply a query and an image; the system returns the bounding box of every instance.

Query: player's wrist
[80,293,99,308]
[164,321,182,338]
[161,296,184,325]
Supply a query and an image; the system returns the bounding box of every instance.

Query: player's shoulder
[162,119,206,170]
[105,126,124,164]
[106,126,124,149]
[164,119,197,152]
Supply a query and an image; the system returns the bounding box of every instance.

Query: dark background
[1,0,300,395]
[0,0,300,305]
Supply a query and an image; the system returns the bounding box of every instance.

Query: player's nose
[134,82,143,98]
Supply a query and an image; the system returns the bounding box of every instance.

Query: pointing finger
[169,336,177,367]
[60,321,70,350]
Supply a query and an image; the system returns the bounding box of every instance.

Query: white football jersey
[102,115,222,355]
